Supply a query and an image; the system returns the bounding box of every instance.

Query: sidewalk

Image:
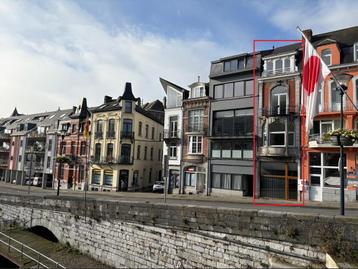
[1,181,357,211]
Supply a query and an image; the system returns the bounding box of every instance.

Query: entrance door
[119,170,129,191]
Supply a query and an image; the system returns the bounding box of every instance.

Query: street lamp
[333,73,353,216]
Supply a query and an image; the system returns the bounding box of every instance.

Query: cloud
[0,0,232,116]
[251,0,358,35]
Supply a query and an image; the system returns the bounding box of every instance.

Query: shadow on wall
[27,226,58,243]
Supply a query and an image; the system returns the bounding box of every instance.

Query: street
[1,181,357,217]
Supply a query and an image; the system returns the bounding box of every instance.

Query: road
[0,181,358,217]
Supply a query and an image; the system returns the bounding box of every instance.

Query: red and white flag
[301,31,331,133]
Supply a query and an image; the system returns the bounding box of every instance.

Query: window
[355,43,358,62]
[245,80,253,96]
[138,121,142,136]
[144,146,147,160]
[330,81,340,111]
[158,149,161,161]
[211,141,252,159]
[213,109,252,137]
[224,59,238,72]
[104,170,113,186]
[189,136,202,154]
[120,144,131,163]
[79,165,85,181]
[106,143,113,161]
[48,139,52,151]
[61,142,66,155]
[214,84,223,99]
[169,116,178,137]
[149,168,152,183]
[185,172,196,186]
[47,156,51,168]
[246,57,253,68]
[122,119,133,136]
[211,173,243,190]
[20,140,23,147]
[234,81,244,97]
[70,142,75,155]
[95,120,103,138]
[266,60,273,73]
[191,86,205,98]
[321,49,332,65]
[223,83,233,98]
[145,124,149,138]
[169,146,177,158]
[268,119,285,146]
[59,163,64,179]
[124,101,132,113]
[355,80,358,106]
[80,141,86,155]
[108,119,115,138]
[18,155,22,162]
[94,143,101,161]
[151,127,155,139]
[188,110,203,132]
[150,147,153,160]
[72,124,77,133]
[271,86,288,115]
[275,59,283,71]
[137,145,141,160]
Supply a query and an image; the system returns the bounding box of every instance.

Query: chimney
[163,97,167,109]
[302,29,313,41]
[104,95,112,104]
[198,75,200,82]
[137,97,141,107]
[72,106,77,114]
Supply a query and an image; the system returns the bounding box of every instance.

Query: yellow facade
[89,98,163,192]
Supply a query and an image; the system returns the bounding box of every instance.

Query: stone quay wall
[0,194,357,268]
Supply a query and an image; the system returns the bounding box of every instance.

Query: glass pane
[309,152,321,166]
[212,173,221,188]
[230,59,238,71]
[246,57,253,68]
[324,153,341,167]
[238,59,244,69]
[323,168,340,187]
[222,174,231,189]
[222,143,231,158]
[232,142,242,158]
[224,61,231,72]
[266,60,273,71]
[234,81,244,97]
[310,176,320,186]
[214,85,223,99]
[269,133,285,146]
[232,174,242,190]
[212,143,221,158]
[275,59,282,71]
[224,83,234,98]
[288,133,294,146]
[245,80,253,96]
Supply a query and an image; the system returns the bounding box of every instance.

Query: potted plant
[56,155,73,164]
[323,129,358,146]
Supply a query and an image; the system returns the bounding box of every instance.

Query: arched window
[94,143,101,161]
[106,143,113,161]
[321,49,332,65]
[275,59,283,72]
[270,86,288,115]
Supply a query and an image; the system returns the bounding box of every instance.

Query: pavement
[0,181,358,217]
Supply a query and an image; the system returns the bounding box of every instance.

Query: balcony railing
[91,156,133,165]
[0,160,8,167]
[121,131,134,139]
[261,105,299,117]
[94,132,103,139]
[27,132,47,139]
[0,133,10,140]
[107,131,116,139]
[307,133,358,148]
[0,147,9,153]
[262,67,295,77]
[163,129,181,140]
[187,126,207,133]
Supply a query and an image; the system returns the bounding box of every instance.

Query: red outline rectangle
[252,39,305,207]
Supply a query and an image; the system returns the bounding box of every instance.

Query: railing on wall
[0,231,66,269]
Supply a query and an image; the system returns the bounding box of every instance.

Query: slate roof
[159,77,189,97]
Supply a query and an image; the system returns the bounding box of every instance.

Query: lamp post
[333,73,353,216]
[57,130,67,196]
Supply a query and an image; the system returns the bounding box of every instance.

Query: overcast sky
[0,0,357,117]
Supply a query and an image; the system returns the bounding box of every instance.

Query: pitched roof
[159,77,189,94]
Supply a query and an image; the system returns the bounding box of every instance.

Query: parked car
[25,179,33,185]
[11,179,17,184]
[32,177,42,187]
[152,181,165,193]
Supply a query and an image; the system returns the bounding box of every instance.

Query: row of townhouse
[162,26,358,202]
[0,82,164,191]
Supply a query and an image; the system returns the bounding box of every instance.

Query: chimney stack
[198,75,200,82]
[104,95,112,104]
[302,29,313,41]
[163,97,167,109]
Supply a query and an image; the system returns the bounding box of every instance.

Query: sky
[0,0,357,117]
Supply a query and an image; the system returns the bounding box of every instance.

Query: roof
[118,82,140,102]
[159,77,189,94]
[142,100,164,112]
[311,26,358,47]
[70,97,91,120]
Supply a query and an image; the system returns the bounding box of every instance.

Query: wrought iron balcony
[121,131,134,139]
[119,155,132,164]
[106,131,116,139]
[261,105,299,117]
[0,160,8,167]
[262,67,296,77]
[308,133,358,148]
[0,147,9,153]
[90,155,133,165]
[163,129,181,140]
[187,126,207,134]
[94,132,103,139]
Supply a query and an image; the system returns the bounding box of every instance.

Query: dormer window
[124,101,132,113]
[354,43,358,62]
[321,49,332,65]
[191,86,205,98]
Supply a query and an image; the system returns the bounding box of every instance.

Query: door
[119,170,129,191]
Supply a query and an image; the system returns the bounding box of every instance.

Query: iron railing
[261,105,299,117]
[0,231,66,268]
[120,131,134,139]
[262,67,296,77]
[94,132,103,139]
[163,129,181,139]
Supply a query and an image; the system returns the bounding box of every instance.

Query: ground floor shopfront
[182,162,207,195]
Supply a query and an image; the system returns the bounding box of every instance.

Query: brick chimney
[104,95,112,104]
[302,29,313,41]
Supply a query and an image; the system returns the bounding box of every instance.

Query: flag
[300,30,331,133]
[83,120,90,140]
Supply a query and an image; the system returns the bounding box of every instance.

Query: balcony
[0,147,9,153]
[258,146,297,157]
[118,155,132,164]
[120,131,134,140]
[107,131,116,139]
[163,129,181,143]
[261,106,299,117]
[27,132,47,139]
[0,133,10,140]
[308,134,358,148]
[187,126,207,135]
[0,160,8,167]
[90,156,133,165]
[94,132,103,139]
[262,67,296,77]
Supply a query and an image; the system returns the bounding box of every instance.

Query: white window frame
[189,135,202,154]
[321,49,332,66]
[169,146,177,159]
[188,110,203,132]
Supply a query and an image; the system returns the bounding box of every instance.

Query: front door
[119,170,129,191]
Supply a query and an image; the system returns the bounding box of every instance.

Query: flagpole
[297,26,358,112]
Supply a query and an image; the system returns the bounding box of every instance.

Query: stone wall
[0,194,357,268]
